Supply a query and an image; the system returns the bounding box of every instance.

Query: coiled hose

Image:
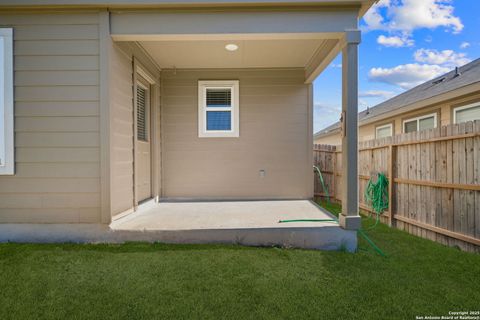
[363,172,389,231]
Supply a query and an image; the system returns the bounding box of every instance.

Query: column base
[339,214,361,230]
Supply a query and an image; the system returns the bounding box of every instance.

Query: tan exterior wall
[109,42,161,217]
[314,90,480,146]
[314,132,341,146]
[109,42,134,216]
[161,68,312,199]
[0,12,102,223]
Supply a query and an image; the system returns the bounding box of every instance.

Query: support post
[339,29,361,230]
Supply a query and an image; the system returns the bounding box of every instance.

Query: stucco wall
[0,13,101,223]
[161,68,312,199]
[314,91,480,146]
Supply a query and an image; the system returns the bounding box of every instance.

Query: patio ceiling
[110,8,357,82]
[139,39,327,69]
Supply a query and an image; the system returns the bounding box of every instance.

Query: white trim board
[0,28,14,175]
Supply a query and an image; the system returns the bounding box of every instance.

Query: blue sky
[313,0,480,133]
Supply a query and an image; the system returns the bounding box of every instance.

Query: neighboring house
[314,58,480,145]
[0,0,374,235]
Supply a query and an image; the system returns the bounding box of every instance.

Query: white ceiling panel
[139,39,324,69]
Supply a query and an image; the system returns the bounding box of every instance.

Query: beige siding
[109,43,134,216]
[314,132,341,146]
[0,13,101,223]
[109,42,161,217]
[162,68,312,199]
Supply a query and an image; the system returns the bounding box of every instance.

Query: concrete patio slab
[109,200,357,251]
[0,201,357,252]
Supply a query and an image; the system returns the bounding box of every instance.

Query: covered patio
[107,4,363,230]
[110,200,357,251]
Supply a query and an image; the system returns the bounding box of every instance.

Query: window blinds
[137,86,147,141]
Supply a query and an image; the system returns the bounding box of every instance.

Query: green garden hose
[313,165,330,203]
[363,172,389,231]
[278,200,387,257]
[278,219,337,223]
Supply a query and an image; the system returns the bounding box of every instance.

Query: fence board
[313,120,480,253]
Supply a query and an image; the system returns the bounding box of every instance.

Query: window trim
[198,80,239,138]
[403,112,437,133]
[375,123,393,139]
[453,102,480,124]
[0,28,14,175]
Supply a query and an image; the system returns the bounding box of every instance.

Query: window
[136,82,149,142]
[198,80,239,138]
[403,113,437,133]
[0,28,13,175]
[453,102,480,124]
[375,123,393,139]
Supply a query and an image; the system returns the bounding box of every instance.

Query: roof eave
[314,127,341,139]
[359,82,480,126]
[0,0,375,11]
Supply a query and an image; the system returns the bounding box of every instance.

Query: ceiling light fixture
[225,44,239,51]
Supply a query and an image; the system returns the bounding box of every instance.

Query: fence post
[332,146,337,201]
[388,144,396,227]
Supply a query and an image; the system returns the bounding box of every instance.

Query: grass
[0,201,479,320]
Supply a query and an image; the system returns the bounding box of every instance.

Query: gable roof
[314,57,480,139]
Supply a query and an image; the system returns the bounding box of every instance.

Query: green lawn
[1,201,479,320]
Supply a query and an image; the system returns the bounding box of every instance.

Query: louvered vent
[137,86,147,141]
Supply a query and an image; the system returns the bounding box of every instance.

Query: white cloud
[369,63,451,89]
[377,34,414,47]
[364,0,463,34]
[359,90,396,99]
[363,0,390,30]
[313,103,341,132]
[413,49,470,67]
[460,41,470,49]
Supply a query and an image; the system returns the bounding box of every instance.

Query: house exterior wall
[0,12,102,223]
[109,42,161,218]
[161,68,312,199]
[314,90,480,146]
[109,42,134,217]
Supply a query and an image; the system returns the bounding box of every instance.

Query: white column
[339,29,362,230]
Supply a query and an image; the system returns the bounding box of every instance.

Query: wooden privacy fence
[314,120,480,253]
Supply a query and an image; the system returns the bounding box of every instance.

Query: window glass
[376,125,392,139]
[455,105,480,123]
[198,80,239,138]
[206,111,231,130]
[136,85,148,141]
[404,120,417,133]
[419,116,435,130]
[206,89,231,108]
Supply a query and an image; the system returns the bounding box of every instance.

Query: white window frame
[198,80,239,138]
[403,112,437,133]
[0,28,14,175]
[453,102,480,124]
[375,123,393,139]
